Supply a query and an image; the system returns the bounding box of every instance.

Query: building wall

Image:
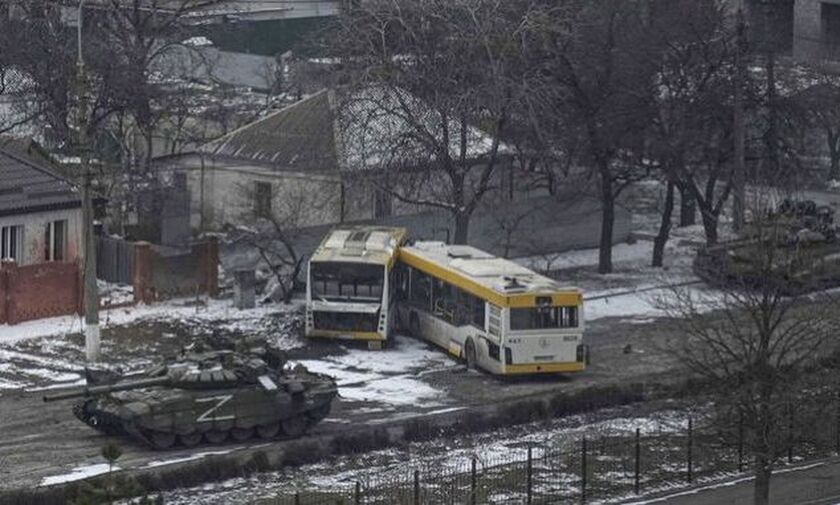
[795,0,840,61]
[0,207,83,265]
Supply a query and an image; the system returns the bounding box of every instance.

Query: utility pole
[77,0,100,362]
[733,1,747,233]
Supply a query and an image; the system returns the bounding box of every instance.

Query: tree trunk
[453,212,470,245]
[700,209,719,246]
[652,181,675,268]
[678,184,696,227]
[598,173,615,274]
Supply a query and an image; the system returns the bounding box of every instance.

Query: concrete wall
[0,207,82,265]
[795,0,840,62]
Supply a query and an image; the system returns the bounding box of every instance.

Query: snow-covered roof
[400,242,581,305]
[336,86,510,170]
[310,226,408,266]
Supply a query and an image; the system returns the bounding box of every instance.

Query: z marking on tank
[195,395,235,422]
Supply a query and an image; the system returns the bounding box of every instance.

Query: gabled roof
[0,146,81,217]
[200,89,339,171]
[196,86,508,172]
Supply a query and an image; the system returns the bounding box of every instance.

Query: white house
[0,145,83,265]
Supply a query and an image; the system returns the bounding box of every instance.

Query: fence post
[788,403,794,464]
[687,417,693,484]
[133,241,153,304]
[471,458,477,505]
[634,427,641,495]
[527,446,533,504]
[581,437,587,504]
[413,469,420,505]
[738,411,744,472]
[836,396,840,455]
[355,481,361,505]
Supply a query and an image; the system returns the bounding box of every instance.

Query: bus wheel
[409,312,420,337]
[464,339,477,370]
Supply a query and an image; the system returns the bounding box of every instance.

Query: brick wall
[0,261,82,325]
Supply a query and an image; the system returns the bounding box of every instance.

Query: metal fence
[96,236,135,285]
[258,411,840,505]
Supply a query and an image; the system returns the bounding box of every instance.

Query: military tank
[43,350,337,450]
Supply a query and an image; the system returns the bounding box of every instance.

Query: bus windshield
[310,262,385,303]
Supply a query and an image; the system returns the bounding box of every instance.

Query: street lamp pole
[77,0,100,362]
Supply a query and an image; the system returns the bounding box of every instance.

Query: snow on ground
[297,335,456,409]
[0,298,306,392]
[40,463,118,487]
[0,298,303,345]
[150,404,701,505]
[144,449,234,470]
[515,241,657,273]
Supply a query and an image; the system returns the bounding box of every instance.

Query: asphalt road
[0,315,680,491]
[624,459,840,505]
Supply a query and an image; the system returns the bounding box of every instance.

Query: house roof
[195,86,508,173]
[0,146,81,217]
[200,89,339,172]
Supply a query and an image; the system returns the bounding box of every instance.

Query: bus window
[410,269,432,309]
[311,262,385,302]
[510,306,579,330]
[433,279,456,323]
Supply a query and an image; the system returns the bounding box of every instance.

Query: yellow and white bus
[305,226,408,349]
[396,242,587,375]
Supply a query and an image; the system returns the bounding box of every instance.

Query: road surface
[626,459,840,505]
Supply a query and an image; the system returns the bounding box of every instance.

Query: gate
[96,236,135,285]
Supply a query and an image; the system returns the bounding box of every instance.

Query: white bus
[396,242,587,375]
[305,226,408,349]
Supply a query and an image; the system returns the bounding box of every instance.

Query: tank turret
[44,350,337,450]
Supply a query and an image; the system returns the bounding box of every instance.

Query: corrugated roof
[201,89,339,171]
[0,146,81,217]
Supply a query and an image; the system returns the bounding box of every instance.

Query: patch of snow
[144,449,233,469]
[513,242,654,272]
[40,463,118,486]
[0,297,304,345]
[297,336,454,408]
[182,36,213,47]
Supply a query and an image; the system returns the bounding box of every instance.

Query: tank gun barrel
[43,376,171,402]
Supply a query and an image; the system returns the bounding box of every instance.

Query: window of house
[44,220,67,261]
[173,172,187,191]
[0,225,23,262]
[373,189,392,218]
[254,181,272,218]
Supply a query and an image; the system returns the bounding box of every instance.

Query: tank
[43,350,337,450]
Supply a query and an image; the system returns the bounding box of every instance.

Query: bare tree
[527,0,657,273]
[234,177,336,304]
[646,0,739,260]
[658,206,840,505]
[330,0,534,244]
